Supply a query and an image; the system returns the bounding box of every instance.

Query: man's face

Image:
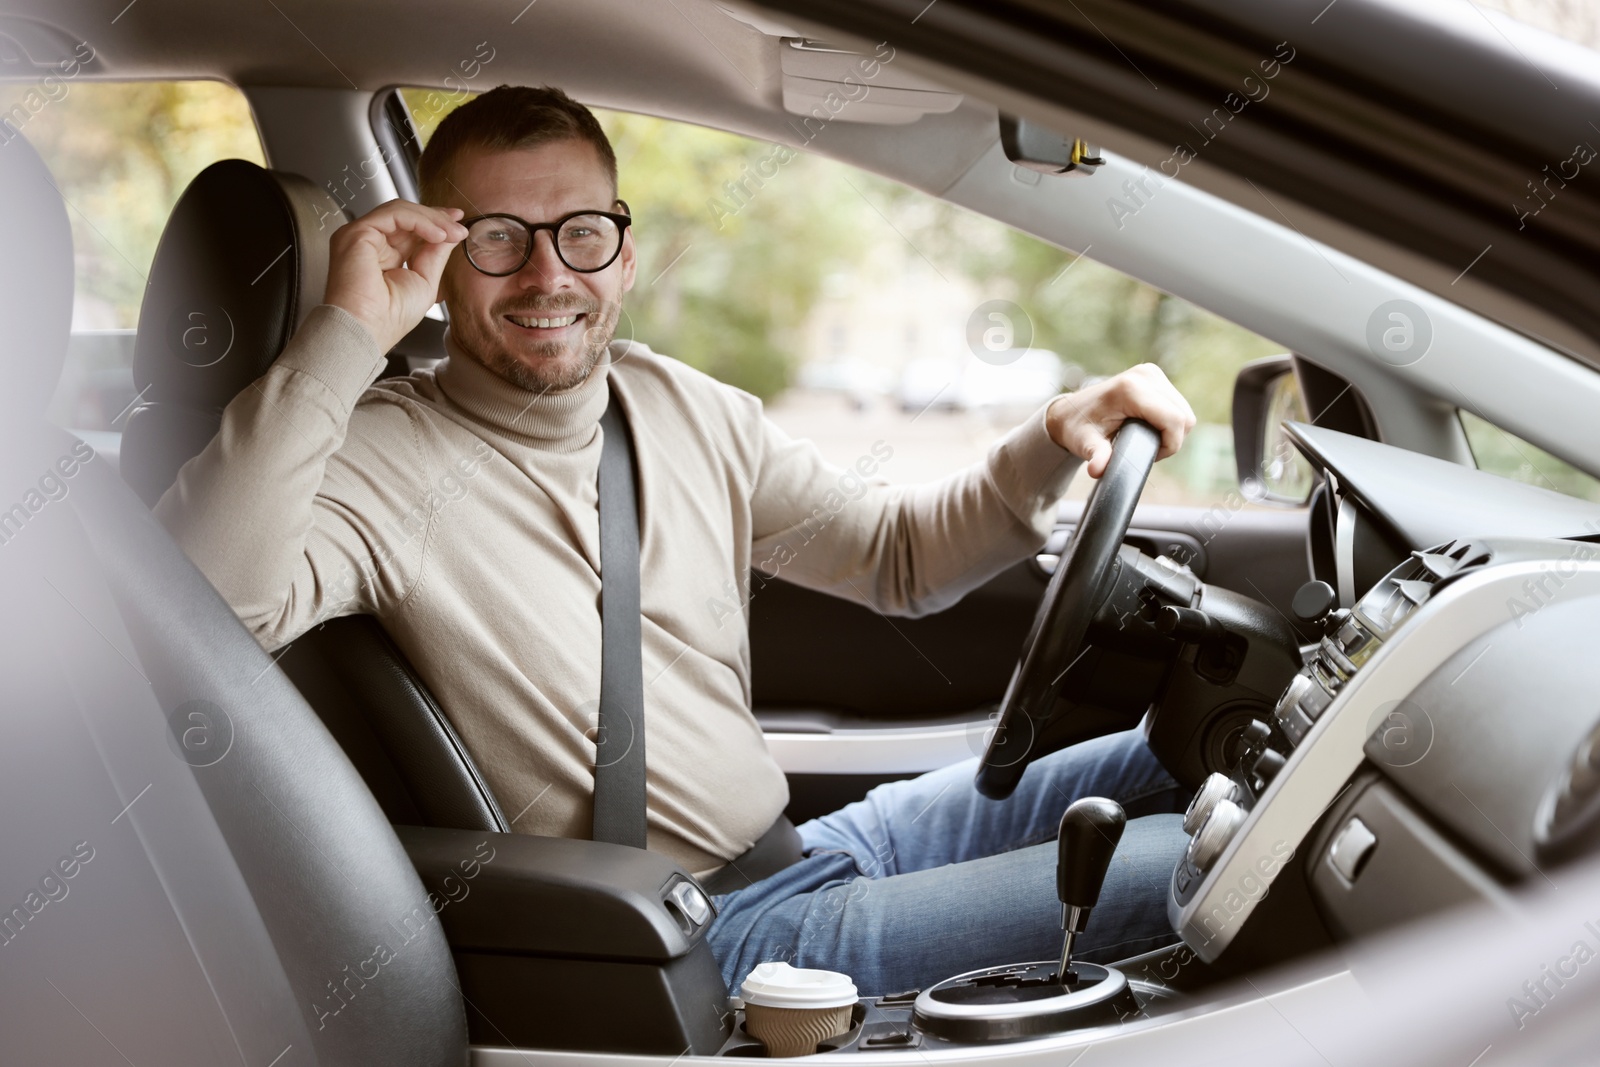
[437,138,636,393]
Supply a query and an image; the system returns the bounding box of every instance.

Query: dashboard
[1167,423,1600,963]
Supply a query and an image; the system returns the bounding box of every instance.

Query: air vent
[1355,540,1490,633]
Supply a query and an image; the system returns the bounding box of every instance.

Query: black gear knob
[1055,797,1126,984]
[1057,797,1127,911]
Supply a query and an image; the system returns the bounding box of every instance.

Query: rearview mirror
[1231,355,1315,506]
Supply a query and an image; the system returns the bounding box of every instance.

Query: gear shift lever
[1055,797,1126,984]
[912,794,1140,1041]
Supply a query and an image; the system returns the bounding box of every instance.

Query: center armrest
[395,825,716,962]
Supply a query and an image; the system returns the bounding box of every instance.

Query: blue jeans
[706,728,1190,997]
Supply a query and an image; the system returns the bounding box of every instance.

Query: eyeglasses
[460,200,633,276]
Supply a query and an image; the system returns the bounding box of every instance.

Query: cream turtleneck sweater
[155,305,1083,877]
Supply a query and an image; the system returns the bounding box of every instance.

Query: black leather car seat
[120,159,509,834]
[0,133,468,1064]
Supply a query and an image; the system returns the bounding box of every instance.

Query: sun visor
[780,39,963,125]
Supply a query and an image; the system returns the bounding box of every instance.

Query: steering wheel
[976,419,1162,799]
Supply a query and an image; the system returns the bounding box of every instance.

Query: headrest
[0,131,73,423]
[122,160,343,505]
[132,159,341,405]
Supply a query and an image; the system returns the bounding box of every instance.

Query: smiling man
[157,85,1199,996]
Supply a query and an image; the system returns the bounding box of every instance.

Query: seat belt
[591,388,804,889]
[592,391,647,848]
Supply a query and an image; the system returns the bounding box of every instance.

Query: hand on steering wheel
[976,419,1162,799]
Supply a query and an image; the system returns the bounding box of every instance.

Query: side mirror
[1231,355,1315,506]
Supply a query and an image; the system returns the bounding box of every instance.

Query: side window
[1459,410,1600,502]
[0,81,266,436]
[394,91,1283,507]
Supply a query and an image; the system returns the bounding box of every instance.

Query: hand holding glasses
[461,199,633,276]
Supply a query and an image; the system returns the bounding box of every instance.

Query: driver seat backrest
[0,129,467,1066]
[121,159,509,834]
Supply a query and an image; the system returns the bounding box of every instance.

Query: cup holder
[717,961,1145,1053]
[719,1002,869,1057]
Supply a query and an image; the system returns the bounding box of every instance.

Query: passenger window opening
[1,80,266,439]
[1458,409,1600,503]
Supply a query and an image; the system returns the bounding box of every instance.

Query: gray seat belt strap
[593,391,647,848]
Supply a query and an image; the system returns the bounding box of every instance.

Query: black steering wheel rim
[975,419,1162,800]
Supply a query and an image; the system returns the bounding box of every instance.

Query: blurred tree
[600,111,869,399]
[0,81,265,328]
[1460,411,1600,502]
[927,216,1279,425]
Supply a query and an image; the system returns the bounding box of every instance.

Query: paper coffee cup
[739,962,858,1057]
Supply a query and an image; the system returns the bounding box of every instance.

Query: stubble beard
[455,296,623,394]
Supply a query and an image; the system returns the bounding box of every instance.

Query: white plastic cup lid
[739,961,858,1009]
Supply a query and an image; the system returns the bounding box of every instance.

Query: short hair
[417,85,618,205]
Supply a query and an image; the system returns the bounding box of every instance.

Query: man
[156,86,1198,996]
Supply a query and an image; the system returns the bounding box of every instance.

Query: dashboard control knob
[1273,674,1313,728]
[1230,719,1273,768]
[1183,772,1241,836]
[1249,747,1287,788]
[1187,798,1246,874]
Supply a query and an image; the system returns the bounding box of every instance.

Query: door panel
[749,559,1040,720]
[752,501,1309,820]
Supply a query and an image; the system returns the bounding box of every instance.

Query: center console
[1166,538,1586,961]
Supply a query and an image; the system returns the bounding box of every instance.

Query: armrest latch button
[669,879,712,926]
[1328,816,1377,883]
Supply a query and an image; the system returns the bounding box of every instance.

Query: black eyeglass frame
[459,200,634,276]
